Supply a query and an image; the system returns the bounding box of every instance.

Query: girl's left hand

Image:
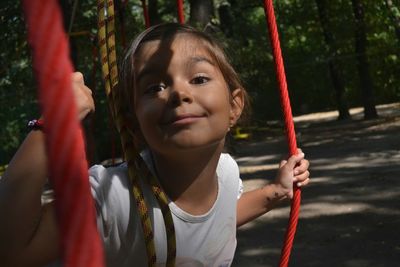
[71,72,95,121]
[275,148,310,199]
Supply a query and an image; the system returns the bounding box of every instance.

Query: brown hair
[118,23,250,140]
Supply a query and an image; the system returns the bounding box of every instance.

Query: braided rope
[22,0,104,266]
[97,1,157,265]
[138,158,177,266]
[262,1,301,267]
[97,0,118,164]
[105,0,118,93]
[97,0,112,98]
[97,1,176,265]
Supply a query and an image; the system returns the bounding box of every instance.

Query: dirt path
[232,103,400,267]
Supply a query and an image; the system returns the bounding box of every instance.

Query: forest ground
[232,102,400,267]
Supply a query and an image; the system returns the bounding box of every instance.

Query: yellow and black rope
[97,1,176,265]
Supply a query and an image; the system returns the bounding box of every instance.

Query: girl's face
[133,35,243,156]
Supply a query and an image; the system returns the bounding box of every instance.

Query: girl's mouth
[166,113,205,126]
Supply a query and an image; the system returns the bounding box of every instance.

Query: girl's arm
[237,151,310,227]
[0,72,94,266]
[0,130,60,266]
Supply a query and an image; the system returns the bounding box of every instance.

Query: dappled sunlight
[267,202,369,219]
[293,103,399,124]
[299,202,399,218]
[312,159,382,170]
[365,134,388,140]
[309,190,400,202]
[239,201,398,229]
[301,138,335,147]
[293,107,364,123]
[302,176,331,184]
[240,247,280,257]
[239,164,278,175]
[310,149,399,171]
[235,154,279,165]
[234,104,400,266]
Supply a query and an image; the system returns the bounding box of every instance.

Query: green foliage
[0,0,399,165]
[0,2,37,163]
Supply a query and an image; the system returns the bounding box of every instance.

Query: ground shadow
[232,103,400,267]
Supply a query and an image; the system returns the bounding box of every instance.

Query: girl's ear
[229,88,245,127]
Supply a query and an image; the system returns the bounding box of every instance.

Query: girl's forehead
[136,35,214,63]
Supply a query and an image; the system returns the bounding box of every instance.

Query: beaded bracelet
[27,119,44,130]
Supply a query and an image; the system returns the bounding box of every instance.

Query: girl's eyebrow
[136,56,215,84]
[188,56,215,67]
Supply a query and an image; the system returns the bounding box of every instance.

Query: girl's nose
[168,80,193,105]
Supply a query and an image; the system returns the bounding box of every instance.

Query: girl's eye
[145,84,166,94]
[191,75,210,85]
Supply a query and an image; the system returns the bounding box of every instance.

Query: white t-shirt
[89,152,243,267]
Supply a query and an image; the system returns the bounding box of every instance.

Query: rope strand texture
[22,0,104,266]
[262,1,301,267]
[97,1,176,265]
[97,1,157,265]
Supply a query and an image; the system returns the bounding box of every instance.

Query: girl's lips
[166,114,205,125]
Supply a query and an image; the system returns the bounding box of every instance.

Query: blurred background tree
[1,0,399,165]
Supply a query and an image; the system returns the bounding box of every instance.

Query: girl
[0,23,310,266]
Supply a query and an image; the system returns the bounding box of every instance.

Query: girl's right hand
[72,72,95,120]
[274,149,310,199]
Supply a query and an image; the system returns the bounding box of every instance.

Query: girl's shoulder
[217,153,241,197]
[217,153,240,178]
[89,162,127,180]
[89,163,130,202]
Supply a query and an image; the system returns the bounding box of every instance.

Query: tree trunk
[218,2,234,37]
[59,0,78,68]
[148,0,162,25]
[315,0,350,120]
[384,0,400,44]
[189,0,215,28]
[351,0,378,119]
[115,0,127,48]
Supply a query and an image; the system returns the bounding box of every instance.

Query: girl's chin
[159,136,226,153]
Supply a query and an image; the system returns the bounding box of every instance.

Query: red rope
[22,1,104,266]
[262,1,301,266]
[141,0,151,28]
[176,0,185,24]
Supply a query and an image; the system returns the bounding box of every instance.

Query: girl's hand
[72,72,95,120]
[275,148,310,199]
